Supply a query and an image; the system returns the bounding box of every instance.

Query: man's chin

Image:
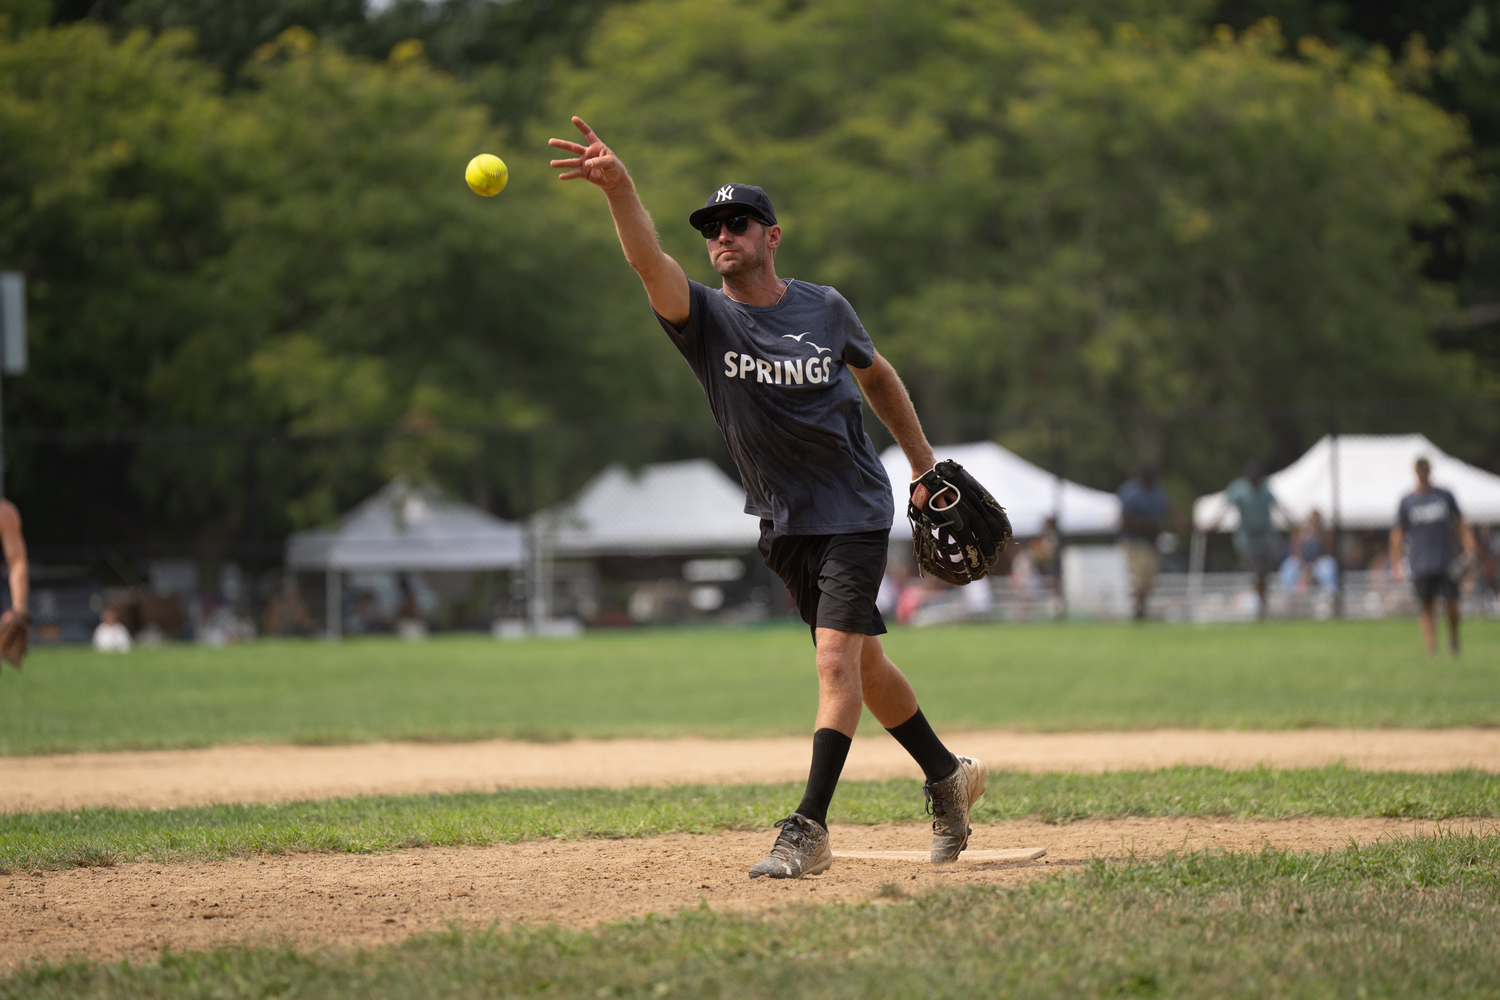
[716,254,764,275]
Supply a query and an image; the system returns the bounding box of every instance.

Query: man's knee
[815,628,864,680]
[859,635,890,668]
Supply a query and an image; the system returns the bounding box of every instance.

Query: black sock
[794,728,852,830]
[886,708,957,782]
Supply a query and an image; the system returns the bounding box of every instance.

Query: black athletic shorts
[758,520,888,644]
[1412,573,1459,603]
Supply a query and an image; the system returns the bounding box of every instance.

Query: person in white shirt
[92,606,131,653]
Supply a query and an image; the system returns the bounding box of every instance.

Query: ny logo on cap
[714,185,735,203]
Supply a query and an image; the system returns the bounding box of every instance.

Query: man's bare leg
[750,629,868,878]
[794,629,955,830]
[857,635,920,726]
[753,628,984,877]
[812,628,868,736]
[1418,599,1437,656]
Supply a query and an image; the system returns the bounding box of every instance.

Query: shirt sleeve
[1444,489,1463,522]
[1397,496,1411,530]
[833,291,875,368]
[655,280,707,355]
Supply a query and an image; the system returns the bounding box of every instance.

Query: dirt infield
[6,730,1497,970]
[9,727,1500,813]
[7,816,1487,970]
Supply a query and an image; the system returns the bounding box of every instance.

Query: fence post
[325,568,342,641]
[1328,406,1343,619]
[1188,529,1206,619]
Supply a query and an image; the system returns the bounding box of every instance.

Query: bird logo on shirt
[782,333,830,354]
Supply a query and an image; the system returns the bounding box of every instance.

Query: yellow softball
[465,153,508,197]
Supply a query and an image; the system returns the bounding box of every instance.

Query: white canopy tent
[286,478,526,638]
[879,441,1121,537]
[537,459,762,557]
[1193,434,1500,532]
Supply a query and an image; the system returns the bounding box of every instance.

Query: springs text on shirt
[723,351,835,385]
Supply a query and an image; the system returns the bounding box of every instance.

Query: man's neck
[721,268,786,307]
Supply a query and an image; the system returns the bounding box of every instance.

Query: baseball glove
[909,460,1013,586]
[0,611,29,670]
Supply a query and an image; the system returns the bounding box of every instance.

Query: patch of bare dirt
[5,817,1491,971]
[8,728,1500,813]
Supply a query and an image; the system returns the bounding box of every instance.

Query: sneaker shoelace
[924,782,951,820]
[770,815,812,857]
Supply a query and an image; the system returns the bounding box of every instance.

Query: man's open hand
[548,117,627,192]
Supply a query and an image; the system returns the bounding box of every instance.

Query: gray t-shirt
[1397,487,1462,578]
[1224,476,1277,548]
[656,278,894,535]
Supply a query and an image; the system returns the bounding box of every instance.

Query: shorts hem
[757,519,895,537]
[813,619,888,637]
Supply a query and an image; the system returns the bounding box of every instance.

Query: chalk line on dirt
[6,728,1500,813]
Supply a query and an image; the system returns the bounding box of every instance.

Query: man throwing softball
[549,117,986,878]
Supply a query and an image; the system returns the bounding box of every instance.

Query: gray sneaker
[748,813,833,879]
[925,755,989,863]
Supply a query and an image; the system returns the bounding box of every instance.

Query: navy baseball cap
[688,183,778,231]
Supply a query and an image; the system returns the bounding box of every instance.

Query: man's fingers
[550,157,583,169]
[548,137,587,154]
[556,169,584,180]
[572,116,603,145]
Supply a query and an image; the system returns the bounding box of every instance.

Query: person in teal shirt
[1220,462,1284,619]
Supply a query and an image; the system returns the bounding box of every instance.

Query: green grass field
[4,767,1499,872]
[6,619,1500,997]
[2,619,1498,754]
[7,834,1500,999]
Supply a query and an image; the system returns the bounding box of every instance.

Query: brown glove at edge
[0,611,31,670]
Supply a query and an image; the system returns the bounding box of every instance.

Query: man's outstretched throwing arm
[852,353,935,480]
[549,117,690,327]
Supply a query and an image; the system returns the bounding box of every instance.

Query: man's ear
[765,224,782,252]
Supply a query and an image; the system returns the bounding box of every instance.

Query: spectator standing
[1218,461,1283,619]
[1031,516,1062,595]
[1390,457,1476,657]
[1118,467,1173,621]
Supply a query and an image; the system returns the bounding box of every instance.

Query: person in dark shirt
[1118,467,1173,620]
[548,117,987,879]
[1389,457,1476,657]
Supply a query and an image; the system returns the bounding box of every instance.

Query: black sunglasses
[697,213,763,239]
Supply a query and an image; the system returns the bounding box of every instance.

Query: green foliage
[6,834,1500,998]
[113,0,367,80]
[1,620,1498,755]
[574,0,1478,475]
[0,19,694,537]
[1213,1,1500,370]
[0,25,230,429]
[6,767,1499,871]
[0,0,47,33]
[350,0,633,137]
[5,2,1497,542]
[99,0,631,135]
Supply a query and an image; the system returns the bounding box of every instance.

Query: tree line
[1,0,1496,558]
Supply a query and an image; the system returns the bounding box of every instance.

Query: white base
[834,848,1047,863]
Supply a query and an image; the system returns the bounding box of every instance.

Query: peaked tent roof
[539,459,761,556]
[1193,434,1500,531]
[880,441,1121,537]
[286,478,525,571]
